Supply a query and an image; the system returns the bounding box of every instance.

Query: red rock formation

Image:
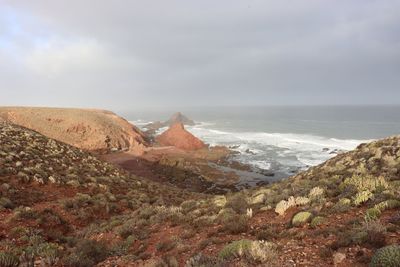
[156,122,206,150]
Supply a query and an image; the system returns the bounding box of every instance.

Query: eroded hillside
[0,122,399,267]
[0,107,147,154]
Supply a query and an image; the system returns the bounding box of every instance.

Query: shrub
[374,199,400,212]
[38,243,60,266]
[155,240,176,252]
[365,208,382,221]
[341,175,388,193]
[291,211,313,227]
[309,187,324,200]
[222,214,248,234]
[255,225,279,240]
[370,245,400,267]
[0,197,14,210]
[181,200,198,213]
[225,194,248,214]
[0,252,19,267]
[219,239,277,264]
[353,190,373,206]
[185,253,219,267]
[246,240,277,264]
[12,207,39,220]
[64,239,109,267]
[310,216,325,228]
[275,196,310,216]
[219,239,253,260]
[332,198,351,212]
[361,220,386,248]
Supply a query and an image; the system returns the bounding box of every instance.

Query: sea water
[123,105,400,179]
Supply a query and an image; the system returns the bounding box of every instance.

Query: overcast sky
[1,0,399,109]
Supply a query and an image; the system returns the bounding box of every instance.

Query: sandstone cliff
[0,107,147,154]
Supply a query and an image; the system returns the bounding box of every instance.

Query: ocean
[121,106,400,179]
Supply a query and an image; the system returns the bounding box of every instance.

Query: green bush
[292,211,313,227]
[370,245,400,267]
[353,190,373,206]
[219,239,253,260]
[310,216,325,228]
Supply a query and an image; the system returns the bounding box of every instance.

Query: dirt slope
[0,107,147,154]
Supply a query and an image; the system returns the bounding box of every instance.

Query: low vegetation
[0,122,399,266]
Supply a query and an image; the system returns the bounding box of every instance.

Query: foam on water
[185,122,371,173]
[131,119,371,175]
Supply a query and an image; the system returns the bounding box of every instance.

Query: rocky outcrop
[165,112,195,126]
[144,112,195,134]
[156,123,206,150]
[0,107,147,154]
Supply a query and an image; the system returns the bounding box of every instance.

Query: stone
[333,252,346,265]
[48,176,57,183]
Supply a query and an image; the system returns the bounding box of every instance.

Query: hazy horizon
[1,1,400,109]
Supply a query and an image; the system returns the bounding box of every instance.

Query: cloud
[24,39,105,75]
[0,0,400,108]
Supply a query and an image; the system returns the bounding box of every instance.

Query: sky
[1,0,400,109]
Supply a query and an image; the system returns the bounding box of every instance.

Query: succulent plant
[275,195,309,216]
[310,216,325,228]
[219,239,253,260]
[0,252,19,267]
[341,175,388,193]
[291,211,313,227]
[353,190,373,206]
[370,245,400,267]
[218,239,277,264]
[365,208,382,221]
[308,187,324,200]
[374,200,400,212]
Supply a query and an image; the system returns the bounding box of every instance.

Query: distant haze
[1,1,400,109]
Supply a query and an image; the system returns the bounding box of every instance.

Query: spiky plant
[0,252,19,267]
[370,245,400,267]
